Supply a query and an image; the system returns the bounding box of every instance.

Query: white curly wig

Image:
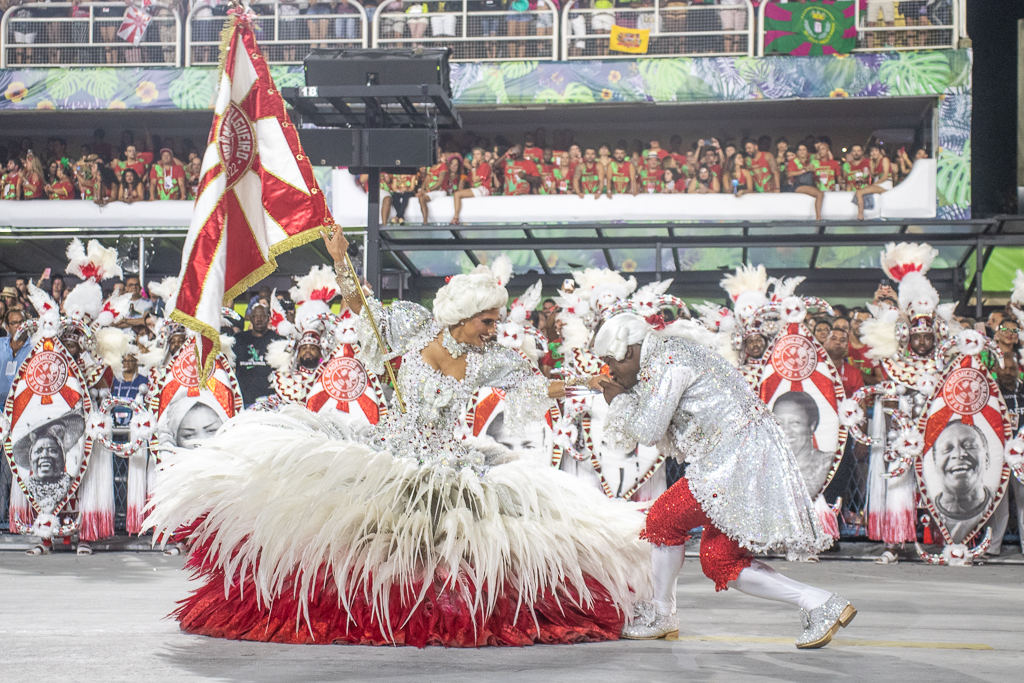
[432,265,510,327]
[593,314,655,361]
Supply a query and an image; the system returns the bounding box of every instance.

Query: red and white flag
[172,9,333,382]
[117,5,152,46]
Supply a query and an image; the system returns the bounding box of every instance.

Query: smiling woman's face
[457,308,500,347]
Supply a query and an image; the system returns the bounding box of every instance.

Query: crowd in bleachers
[364,130,929,223]
[1,130,202,202]
[0,0,959,66]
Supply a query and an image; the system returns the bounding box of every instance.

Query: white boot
[730,560,856,649]
[621,544,683,640]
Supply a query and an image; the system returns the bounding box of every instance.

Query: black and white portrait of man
[926,421,997,544]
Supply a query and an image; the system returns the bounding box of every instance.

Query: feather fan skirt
[146,408,651,646]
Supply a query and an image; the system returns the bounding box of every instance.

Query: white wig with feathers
[593,313,726,363]
[432,255,512,326]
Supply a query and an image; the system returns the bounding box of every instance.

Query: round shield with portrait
[918,355,1012,545]
[759,323,847,498]
[3,337,92,530]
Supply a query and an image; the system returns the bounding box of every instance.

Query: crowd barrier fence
[1,1,180,68]
[1,0,967,68]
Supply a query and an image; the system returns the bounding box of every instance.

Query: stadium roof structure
[1,216,1021,315]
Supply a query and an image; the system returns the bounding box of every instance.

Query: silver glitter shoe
[795,594,857,649]
[620,601,680,640]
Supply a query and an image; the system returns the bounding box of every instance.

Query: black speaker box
[304,48,451,97]
[299,128,437,169]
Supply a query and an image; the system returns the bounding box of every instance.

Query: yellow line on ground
[667,635,993,650]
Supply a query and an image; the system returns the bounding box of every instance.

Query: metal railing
[1,1,180,68]
[186,0,367,66]
[758,0,959,55]
[562,0,754,60]
[372,0,559,62]
[0,0,969,70]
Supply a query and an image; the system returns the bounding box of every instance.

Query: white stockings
[729,560,832,612]
[652,545,686,616]
[650,547,832,616]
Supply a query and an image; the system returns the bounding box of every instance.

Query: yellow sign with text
[609,25,650,54]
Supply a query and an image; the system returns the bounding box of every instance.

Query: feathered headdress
[483,254,514,288]
[66,238,122,283]
[880,242,940,328]
[148,276,180,310]
[572,268,637,315]
[498,280,543,352]
[720,264,768,323]
[63,238,124,326]
[289,265,339,306]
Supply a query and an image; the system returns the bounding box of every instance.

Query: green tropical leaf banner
[0,50,970,216]
[764,1,857,56]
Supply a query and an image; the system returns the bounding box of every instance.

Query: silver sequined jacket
[356,299,551,473]
[605,335,831,556]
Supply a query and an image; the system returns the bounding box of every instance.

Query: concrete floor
[0,551,1020,683]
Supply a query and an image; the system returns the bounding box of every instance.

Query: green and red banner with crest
[764,1,857,56]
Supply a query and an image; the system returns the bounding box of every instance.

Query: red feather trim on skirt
[175,562,626,647]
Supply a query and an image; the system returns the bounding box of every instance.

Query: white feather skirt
[145,408,651,646]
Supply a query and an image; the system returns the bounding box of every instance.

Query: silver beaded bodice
[357,298,551,473]
[605,335,831,557]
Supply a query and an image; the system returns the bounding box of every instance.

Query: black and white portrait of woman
[772,391,836,497]
[11,412,86,514]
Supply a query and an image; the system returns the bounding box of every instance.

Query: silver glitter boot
[795,594,857,649]
[620,601,680,640]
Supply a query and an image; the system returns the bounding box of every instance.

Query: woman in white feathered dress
[145,231,649,647]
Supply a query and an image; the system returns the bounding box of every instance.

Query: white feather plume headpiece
[63,238,124,326]
[720,264,770,324]
[861,304,901,360]
[880,242,941,323]
[148,276,180,311]
[572,268,637,314]
[290,265,339,306]
[66,238,122,283]
[483,254,514,287]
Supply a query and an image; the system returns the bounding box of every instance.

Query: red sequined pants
[641,477,752,591]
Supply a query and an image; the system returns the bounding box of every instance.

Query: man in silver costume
[593,313,857,649]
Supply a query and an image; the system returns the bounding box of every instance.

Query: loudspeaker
[299,128,436,169]
[304,48,451,97]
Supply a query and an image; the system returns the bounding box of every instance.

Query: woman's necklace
[442,327,474,359]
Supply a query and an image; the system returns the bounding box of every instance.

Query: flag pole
[335,234,406,414]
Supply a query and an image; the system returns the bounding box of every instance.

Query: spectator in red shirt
[113,145,148,183]
[843,144,872,191]
[855,143,894,220]
[645,139,670,162]
[660,168,684,194]
[149,148,186,200]
[573,147,604,198]
[847,307,882,385]
[451,147,491,225]
[45,164,75,200]
[637,151,664,194]
[724,152,753,196]
[825,327,863,397]
[522,132,543,165]
[499,145,540,196]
